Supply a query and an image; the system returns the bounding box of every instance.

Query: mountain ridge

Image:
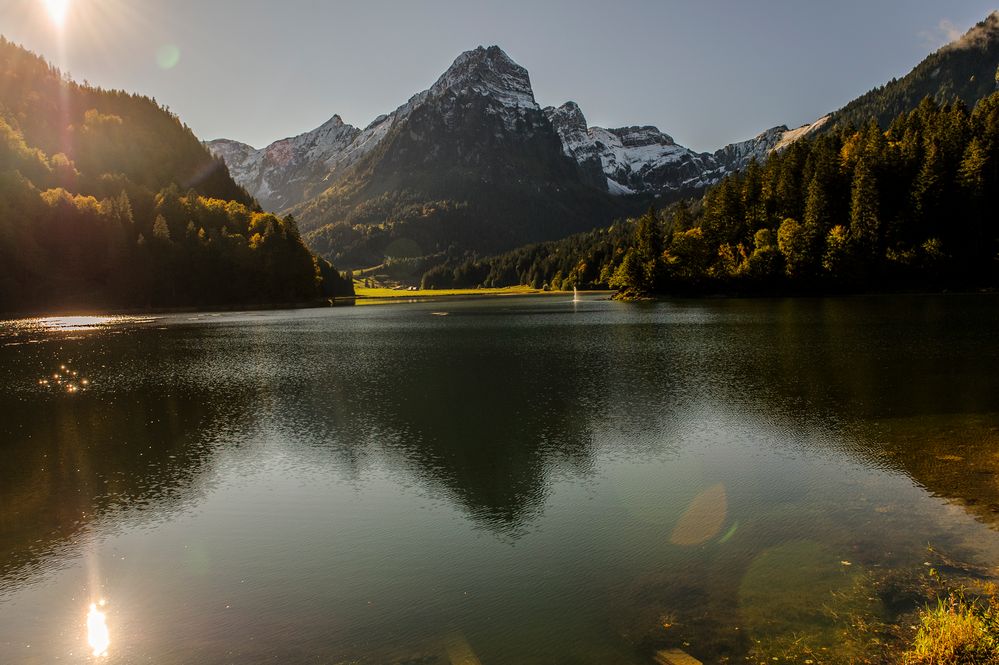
[208,45,811,213]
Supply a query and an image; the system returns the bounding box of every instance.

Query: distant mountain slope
[829,11,999,130]
[543,101,719,195]
[0,37,351,312]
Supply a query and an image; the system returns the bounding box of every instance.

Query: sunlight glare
[43,0,71,26]
[86,601,110,657]
[39,316,114,331]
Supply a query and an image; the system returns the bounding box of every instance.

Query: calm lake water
[1,295,998,664]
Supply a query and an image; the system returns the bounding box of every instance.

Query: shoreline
[0,290,584,321]
[2,287,996,320]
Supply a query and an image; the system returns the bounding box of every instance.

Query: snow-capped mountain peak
[429,45,538,111]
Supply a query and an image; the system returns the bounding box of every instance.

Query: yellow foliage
[82,108,124,130]
[40,187,100,213]
[840,132,864,169]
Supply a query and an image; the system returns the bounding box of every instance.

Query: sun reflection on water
[39,316,118,331]
[0,314,159,344]
[86,600,109,658]
[38,362,90,393]
[1,314,159,334]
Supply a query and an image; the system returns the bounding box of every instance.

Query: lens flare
[43,0,71,26]
[86,601,110,657]
[156,44,181,70]
[670,483,728,546]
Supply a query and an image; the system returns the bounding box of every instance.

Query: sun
[42,0,71,26]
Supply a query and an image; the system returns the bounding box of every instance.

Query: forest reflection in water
[0,295,997,664]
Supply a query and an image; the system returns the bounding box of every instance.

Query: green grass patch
[353,284,549,299]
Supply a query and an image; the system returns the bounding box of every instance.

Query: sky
[1,0,996,152]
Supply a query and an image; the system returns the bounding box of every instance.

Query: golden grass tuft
[903,594,999,665]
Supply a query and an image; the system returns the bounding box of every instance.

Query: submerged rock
[655,648,703,665]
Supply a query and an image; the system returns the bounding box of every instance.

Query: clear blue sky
[1,0,996,151]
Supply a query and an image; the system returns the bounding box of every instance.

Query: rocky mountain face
[270,46,623,266]
[206,115,365,211]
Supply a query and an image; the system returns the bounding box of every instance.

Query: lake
[1,295,998,664]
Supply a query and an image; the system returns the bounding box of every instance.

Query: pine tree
[850,159,880,262]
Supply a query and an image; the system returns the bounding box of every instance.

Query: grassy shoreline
[352,284,546,299]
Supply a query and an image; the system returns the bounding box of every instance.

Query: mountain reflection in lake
[1,295,998,664]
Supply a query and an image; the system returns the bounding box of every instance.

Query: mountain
[0,37,352,312]
[261,46,626,267]
[828,10,999,131]
[209,46,806,267]
[209,59,825,213]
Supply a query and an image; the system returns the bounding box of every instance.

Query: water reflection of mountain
[271,312,687,535]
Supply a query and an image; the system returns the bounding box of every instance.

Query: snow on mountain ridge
[545,102,721,195]
[545,100,829,196]
[206,115,364,210]
[772,116,831,152]
[544,101,589,158]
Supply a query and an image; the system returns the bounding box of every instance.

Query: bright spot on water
[39,362,90,393]
[38,316,115,331]
[156,44,181,69]
[86,601,110,657]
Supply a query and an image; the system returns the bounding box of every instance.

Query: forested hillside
[0,37,352,312]
[828,12,999,132]
[426,94,999,295]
